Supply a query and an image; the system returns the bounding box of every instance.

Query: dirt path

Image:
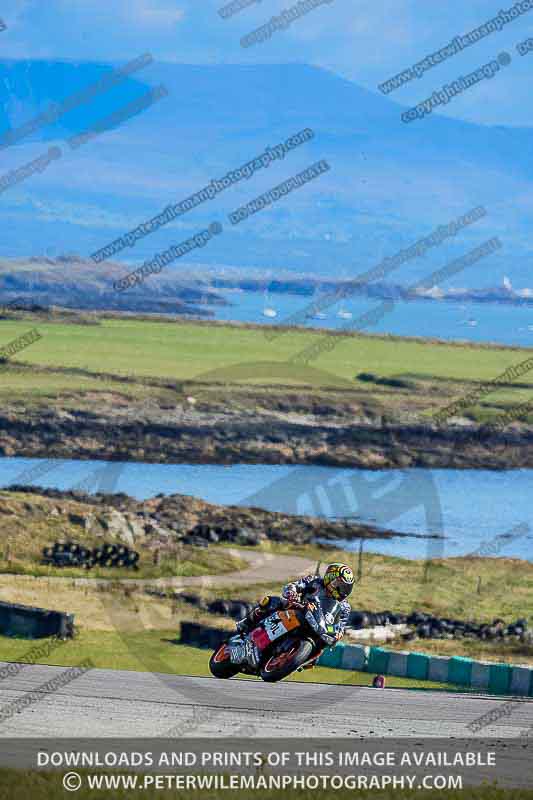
[174,549,318,589]
[0,549,318,591]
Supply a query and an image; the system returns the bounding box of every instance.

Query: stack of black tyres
[91,542,139,569]
[347,609,529,642]
[180,622,228,650]
[207,599,254,620]
[42,541,140,570]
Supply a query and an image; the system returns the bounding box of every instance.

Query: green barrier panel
[470,661,491,690]
[317,643,345,668]
[407,652,429,680]
[489,663,511,695]
[449,656,473,686]
[341,644,367,671]
[316,648,334,667]
[509,666,532,696]
[428,655,451,683]
[387,651,409,678]
[367,647,390,674]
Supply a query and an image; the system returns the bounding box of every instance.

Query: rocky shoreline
[0,406,532,468]
[2,485,416,548]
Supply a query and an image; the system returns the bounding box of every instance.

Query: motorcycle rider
[236,562,354,641]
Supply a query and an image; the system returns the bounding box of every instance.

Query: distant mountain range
[0,59,531,287]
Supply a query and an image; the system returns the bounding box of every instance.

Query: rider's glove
[283,589,299,606]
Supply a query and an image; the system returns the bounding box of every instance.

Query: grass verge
[0,631,462,691]
[0,772,531,799]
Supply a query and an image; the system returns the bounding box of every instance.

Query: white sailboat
[262,289,277,318]
[306,288,328,320]
[336,271,353,320]
[306,307,327,321]
[337,301,352,320]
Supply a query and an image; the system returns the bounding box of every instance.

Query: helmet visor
[327,575,353,599]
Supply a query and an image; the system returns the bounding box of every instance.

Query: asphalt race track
[0,662,532,738]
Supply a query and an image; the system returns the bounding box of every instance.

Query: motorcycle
[209,593,340,683]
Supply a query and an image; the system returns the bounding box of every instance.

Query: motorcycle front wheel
[209,643,241,679]
[260,638,315,683]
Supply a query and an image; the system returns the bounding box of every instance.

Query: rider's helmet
[323,563,355,600]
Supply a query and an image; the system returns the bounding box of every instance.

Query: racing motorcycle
[209,593,340,683]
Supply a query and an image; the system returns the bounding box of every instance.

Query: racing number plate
[251,609,300,651]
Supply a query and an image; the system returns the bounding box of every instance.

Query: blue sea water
[209,290,533,348]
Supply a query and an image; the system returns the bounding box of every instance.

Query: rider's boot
[236,597,274,635]
[236,608,261,635]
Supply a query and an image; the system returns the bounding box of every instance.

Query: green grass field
[0,316,531,422]
[0,317,530,382]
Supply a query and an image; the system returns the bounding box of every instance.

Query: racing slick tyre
[260,638,315,683]
[209,643,241,679]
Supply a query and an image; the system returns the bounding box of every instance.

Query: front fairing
[305,593,341,641]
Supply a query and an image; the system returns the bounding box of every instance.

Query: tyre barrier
[171,595,255,619]
[348,610,529,643]
[207,599,254,620]
[180,622,228,650]
[176,593,205,609]
[184,525,263,547]
[0,600,74,639]
[42,541,140,570]
[176,599,530,645]
[317,643,533,696]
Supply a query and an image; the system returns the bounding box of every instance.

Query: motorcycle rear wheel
[209,643,241,679]
[260,639,314,683]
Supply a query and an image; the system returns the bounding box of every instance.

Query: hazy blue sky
[2,0,533,126]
